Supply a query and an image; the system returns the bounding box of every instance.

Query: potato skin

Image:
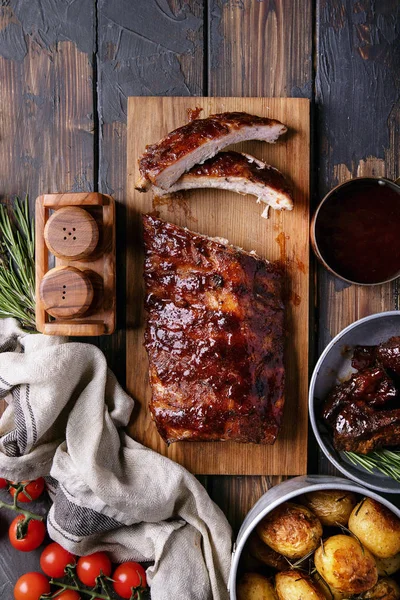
[362,577,400,599]
[374,553,400,577]
[314,534,378,594]
[248,532,288,571]
[275,570,326,600]
[348,498,400,559]
[237,572,278,600]
[313,576,348,599]
[256,502,323,559]
[301,490,357,527]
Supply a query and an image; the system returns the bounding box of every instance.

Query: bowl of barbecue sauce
[311,177,400,285]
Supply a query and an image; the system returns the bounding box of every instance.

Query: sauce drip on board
[315,180,400,284]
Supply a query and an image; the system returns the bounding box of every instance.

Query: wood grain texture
[40,266,94,319]
[96,0,204,379]
[315,0,400,474]
[35,194,116,336]
[208,0,312,98]
[44,206,99,260]
[126,96,310,475]
[0,5,95,205]
[315,2,400,355]
[0,0,397,592]
[209,475,285,534]
[206,0,313,502]
[0,3,95,594]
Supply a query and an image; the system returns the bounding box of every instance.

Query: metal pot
[228,474,400,599]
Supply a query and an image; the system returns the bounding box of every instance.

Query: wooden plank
[96,0,204,380]
[208,0,312,97]
[315,0,400,474]
[208,475,283,535]
[0,4,95,205]
[0,1,95,593]
[206,0,313,513]
[126,95,310,476]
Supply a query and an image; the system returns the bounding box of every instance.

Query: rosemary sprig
[0,196,35,330]
[345,449,400,483]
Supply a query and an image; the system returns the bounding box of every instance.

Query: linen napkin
[0,318,232,600]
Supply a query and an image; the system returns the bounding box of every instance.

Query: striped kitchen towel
[0,319,231,600]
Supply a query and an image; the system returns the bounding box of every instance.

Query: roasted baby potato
[314,534,378,594]
[237,572,278,600]
[275,570,326,600]
[248,532,288,571]
[348,498,400,558]
[256,502,323,559]
[301,489,357,527]
[313,575,348,599]
[362,577,400,599]
[374,552,400,577]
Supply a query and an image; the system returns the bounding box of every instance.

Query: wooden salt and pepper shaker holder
[35,192,116,336]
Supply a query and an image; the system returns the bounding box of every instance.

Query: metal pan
[309,310,400,493]
[228,474,400,599]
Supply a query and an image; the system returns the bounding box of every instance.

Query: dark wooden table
[0,0,399,596]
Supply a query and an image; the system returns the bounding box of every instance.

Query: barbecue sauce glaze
[315,180,400,284]
[142,215,285,444]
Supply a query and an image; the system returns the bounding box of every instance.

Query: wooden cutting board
[126,97,310,475]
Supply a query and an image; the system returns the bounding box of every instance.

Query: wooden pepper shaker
[39,266,94,319]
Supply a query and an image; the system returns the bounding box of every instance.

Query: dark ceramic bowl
[310,177,400,285]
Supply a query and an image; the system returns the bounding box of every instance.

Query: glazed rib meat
[142,215,285,444]
[152,151,293,217]
[333,402,400,454]
[322,367,398,423]
[136,112,287,191]
[322,338,400,453]
[376,336,400,376]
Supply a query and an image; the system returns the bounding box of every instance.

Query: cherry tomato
[40,541,76,577]
[9,515,46,552]
[76,552,112,587]
[56,592,81,600]
[112,562,147,598]
[10,477,45,502]
[14,572,50,600]
[0,477,8,489]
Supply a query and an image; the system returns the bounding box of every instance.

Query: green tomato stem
[46,580,111,599]
[0,497,44,521]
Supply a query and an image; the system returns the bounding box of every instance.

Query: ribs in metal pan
[322,337,400,453]
[376,336,400,376]
[152,151,293,217]
[333,402,400,454]
[142,215,285,444]
[136,112,287,191]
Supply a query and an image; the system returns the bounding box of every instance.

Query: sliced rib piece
[136,112,287,191]
[142,215,285,445]
[152,152,293,216]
